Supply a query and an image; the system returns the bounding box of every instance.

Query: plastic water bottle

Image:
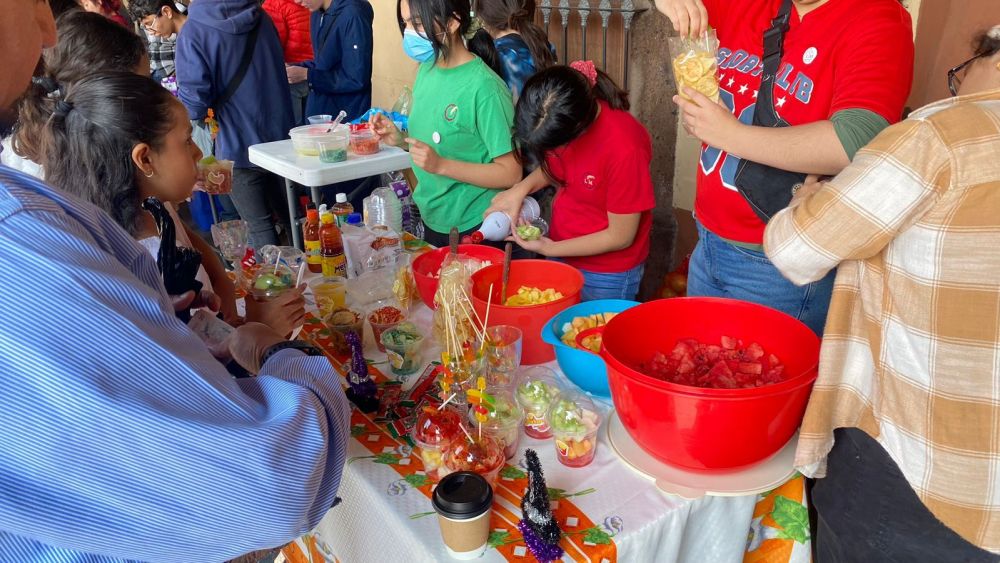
[363,187,403,234]
[391,181,423,237]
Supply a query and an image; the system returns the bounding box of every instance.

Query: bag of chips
[669,29,721,103]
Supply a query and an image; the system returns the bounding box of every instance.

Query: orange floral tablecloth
[279,313,810,563]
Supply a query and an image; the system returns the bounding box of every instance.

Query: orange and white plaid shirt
[764,88,1000,553]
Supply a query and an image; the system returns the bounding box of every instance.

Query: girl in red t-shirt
[487,62,656,301]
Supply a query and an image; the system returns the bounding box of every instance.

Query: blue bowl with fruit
[540,299,640,398]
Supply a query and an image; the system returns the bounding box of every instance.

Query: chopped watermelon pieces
[646,336,786,389]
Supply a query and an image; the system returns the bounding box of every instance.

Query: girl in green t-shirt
[371,0,522,246]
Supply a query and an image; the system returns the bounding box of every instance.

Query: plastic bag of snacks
[392,253,419,312]
[342,224,403,279]
[668,29,720,103]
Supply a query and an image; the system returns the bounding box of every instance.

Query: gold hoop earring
[144,170,155,178]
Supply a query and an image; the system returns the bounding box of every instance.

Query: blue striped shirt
[0,166,350,562]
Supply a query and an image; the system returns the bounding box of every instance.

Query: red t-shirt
[547,102,655,273]
[695,0,914,244]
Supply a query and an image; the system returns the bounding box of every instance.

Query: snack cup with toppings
[549,391,602,468]
[368,302,405,353]
[380,322,424,378]
[441,434,505,487]
[197,157,234,195]
[468,388,524,460]
[323,308,364,355]
[413,407,463,482]
[515,366,563,439]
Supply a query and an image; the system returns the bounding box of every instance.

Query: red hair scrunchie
[570,60,598,87]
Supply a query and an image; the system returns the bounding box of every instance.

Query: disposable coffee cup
[432,471,493,560]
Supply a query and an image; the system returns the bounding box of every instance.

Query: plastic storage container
[290,124,349,156]
[362,187,403,234]
[349,124,381,155]
[601,297,820,471]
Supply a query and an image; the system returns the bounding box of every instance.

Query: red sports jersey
[547,102,656,273]
[695,0,914,244]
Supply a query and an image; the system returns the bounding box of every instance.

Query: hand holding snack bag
[669,29,720,103]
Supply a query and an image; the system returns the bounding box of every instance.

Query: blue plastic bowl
[541,299,640,397]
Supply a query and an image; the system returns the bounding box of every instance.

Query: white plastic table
[247,140,411,248]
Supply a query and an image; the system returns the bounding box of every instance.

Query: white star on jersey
[738,84,748,95]
[727,77,735,87]
[753,90,758,99]
[776,96,787,108]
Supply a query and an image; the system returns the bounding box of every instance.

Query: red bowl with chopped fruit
[601,297,820,472]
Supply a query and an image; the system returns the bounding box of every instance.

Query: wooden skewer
[501,242,512,304]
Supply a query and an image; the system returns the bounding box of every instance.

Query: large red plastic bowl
[412,245,505,309]
[601,297,820,471]
[471,260,584,365]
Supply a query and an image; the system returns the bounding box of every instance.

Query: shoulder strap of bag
[754,0,794,127]
[214,17,262,111]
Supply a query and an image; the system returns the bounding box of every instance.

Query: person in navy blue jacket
[177,0,294,248]
[286,0,374,122]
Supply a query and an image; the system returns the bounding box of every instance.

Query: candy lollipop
[466,376,495,439]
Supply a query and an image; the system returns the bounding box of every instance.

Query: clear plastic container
[317,133,349,163]
[442,434,505,487]
[380,321,424,378]
[549,391,602,468]
[290,124,349,156]
[515,366,564,439]
[249,264,295,301]
[363,187,403,234]
[349,124,381,156]
[307,114,333,124]
[367,301,406,353]
[413,407,464,482]
[468,388,524,460]
[322,307,364,355]
[309,276,347,317]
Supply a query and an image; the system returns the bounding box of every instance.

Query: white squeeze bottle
[471,197,541,243]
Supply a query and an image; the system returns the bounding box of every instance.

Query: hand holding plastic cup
[515,366,564,439]
[250,263,295,301]
[549,391,601,468]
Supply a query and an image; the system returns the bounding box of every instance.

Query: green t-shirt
[408,57,515,233]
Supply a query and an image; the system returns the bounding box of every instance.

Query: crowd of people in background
[1,0,999,561]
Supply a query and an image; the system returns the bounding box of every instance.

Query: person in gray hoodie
[177,0,295,248]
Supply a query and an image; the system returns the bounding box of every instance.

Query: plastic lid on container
[321,212,335,224]
[432,472,493,520]
[413,408,462,446]
[306,209,319,221]
[336,193,348,203]
[346,213,362,225]
[319,204,328,215]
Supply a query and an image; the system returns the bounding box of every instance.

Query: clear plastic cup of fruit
[467,388,523,460]
[549,391,602,468]
[412,407,463,482]
[515,366,563,439]
[442,433,505,487]
[250,265,295,301]
[380,322,424,379]
[368,303,405,353]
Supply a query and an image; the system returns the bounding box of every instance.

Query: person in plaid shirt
[765,27,1000,561]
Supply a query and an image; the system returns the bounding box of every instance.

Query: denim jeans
[231,167,282,249]
[579,263,644,302]
[814,428,998,563]
[289,81,310,127]
[688,221,834,335]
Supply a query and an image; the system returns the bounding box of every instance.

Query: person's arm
[183,223,238,323]
[515,212,643,257]
[407,141,522,189]
[484,167,551,220]
[306,8,373,95]
[175,30,212,121]
[764,118,949,285]
[654,0,710,38]
[0,212,350,561]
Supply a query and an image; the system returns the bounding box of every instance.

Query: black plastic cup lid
[432,471,494,520]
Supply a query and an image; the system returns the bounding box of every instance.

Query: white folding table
[248,140,411,248]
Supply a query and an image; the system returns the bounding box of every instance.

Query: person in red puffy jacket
[263,0,314,125]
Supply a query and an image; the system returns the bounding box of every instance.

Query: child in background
[474,0,555,101]
[487,63,655,301]
[370,0,521,248]
[33,72,304,335]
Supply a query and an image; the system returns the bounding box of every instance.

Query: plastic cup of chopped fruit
[515,366,563,439]
[549,391,601,468]
[468,388,523,460]
[413,407,463,482]
[442,434,505,487]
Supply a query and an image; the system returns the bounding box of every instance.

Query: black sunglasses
[948,54,984,96]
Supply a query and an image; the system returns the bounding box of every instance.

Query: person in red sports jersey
[656,0,914,336]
